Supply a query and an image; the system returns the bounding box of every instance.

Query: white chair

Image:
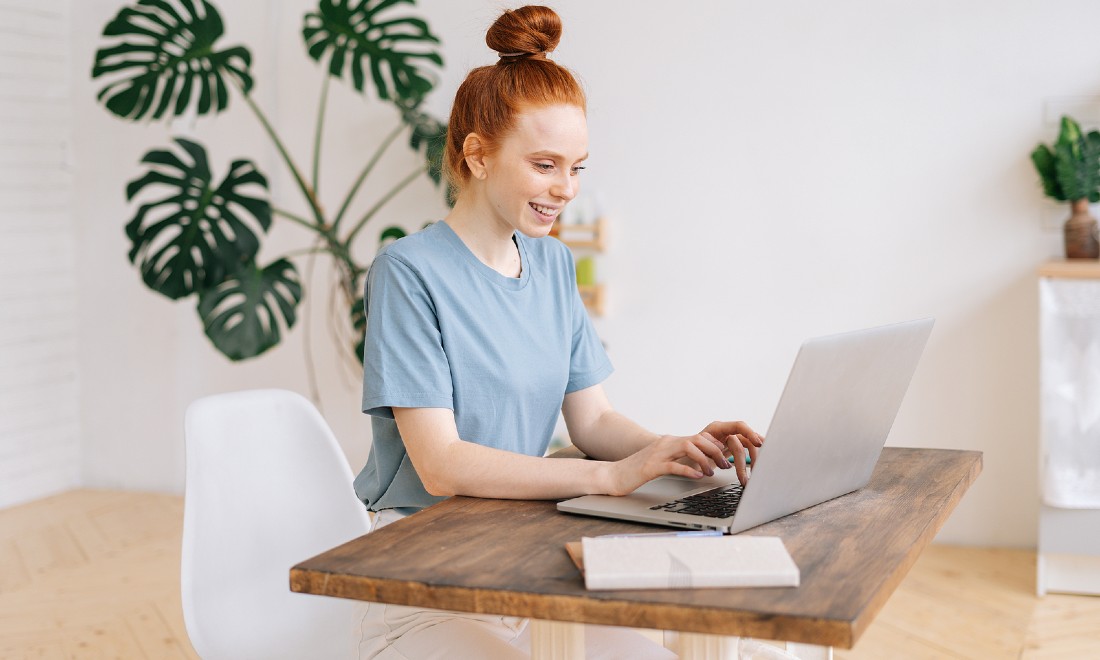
[182,389,372,659]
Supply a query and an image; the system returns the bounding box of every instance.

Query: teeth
[530,203,560,217]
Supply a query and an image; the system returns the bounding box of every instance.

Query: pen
[596,530,723,539]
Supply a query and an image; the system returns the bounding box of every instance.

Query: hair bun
[486,5,562,57]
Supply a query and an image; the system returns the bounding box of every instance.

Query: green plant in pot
[1031,115,1100,259]
[91,0,448,364]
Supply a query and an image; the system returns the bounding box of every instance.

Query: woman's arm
[393,406,614,499]
[393,383,763,500]
[562,384,764,487]
[560,383,660,460]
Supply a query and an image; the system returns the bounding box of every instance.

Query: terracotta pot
[1065,200,1100,259]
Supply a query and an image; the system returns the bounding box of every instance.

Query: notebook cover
[579,535,799,590]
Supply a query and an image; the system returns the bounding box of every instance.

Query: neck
[445,193,522,278]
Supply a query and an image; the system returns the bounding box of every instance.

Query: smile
[529,203,561,218]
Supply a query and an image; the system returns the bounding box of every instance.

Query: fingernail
[693,471,704,478]
[722,459,732,469]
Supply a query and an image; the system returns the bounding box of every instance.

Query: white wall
[67,0,1100,546]
[0,0,80,508]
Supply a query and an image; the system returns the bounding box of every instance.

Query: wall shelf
[577,284,605,317]
[1038,259,1100,279]
[555,217,606,252]
[553,217,607,316]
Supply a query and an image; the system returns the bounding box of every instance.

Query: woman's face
[480,103,588,239]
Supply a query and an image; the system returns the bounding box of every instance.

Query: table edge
[290,448,984,648]
[847,449,984,644]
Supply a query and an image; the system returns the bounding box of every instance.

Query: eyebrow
[530,150,589,162]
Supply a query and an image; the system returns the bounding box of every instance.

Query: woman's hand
[702,420,765,486]
[604,421,764,496]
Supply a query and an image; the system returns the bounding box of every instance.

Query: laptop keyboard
[649,484,744,519]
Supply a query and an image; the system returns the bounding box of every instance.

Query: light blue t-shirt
[354,221,613,512]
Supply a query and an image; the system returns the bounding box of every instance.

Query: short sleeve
[361,253,454,418]
[565,265,613,393]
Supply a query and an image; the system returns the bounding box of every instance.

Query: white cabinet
[1038,261,1100,595]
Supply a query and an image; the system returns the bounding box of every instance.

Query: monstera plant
[91,0,447,362]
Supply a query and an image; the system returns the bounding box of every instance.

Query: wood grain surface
[1038,259,1100,279]
[290,447,981,649]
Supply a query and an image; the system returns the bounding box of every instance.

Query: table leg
[665,633,833,660]
[529,619,584,659]
[527,622,830,660]
[664,631,739,659]
[785,642,833,659]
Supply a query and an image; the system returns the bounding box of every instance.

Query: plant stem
[235,82,325,226]
[272,206,320,231]
[333,122,406,230]
[312,74,331,199]
[302,237,324,407]
[346,164,427,245]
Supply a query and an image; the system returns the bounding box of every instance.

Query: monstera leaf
[379,225,407,244]
[92,0,252,120]
[198,258,303,361]
[303,0,443,103]
[125,138,271,299]
[398,99,447,185]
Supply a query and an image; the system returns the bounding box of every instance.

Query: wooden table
[291,447,981,658]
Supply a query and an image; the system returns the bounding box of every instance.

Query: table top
[291,447,981,649]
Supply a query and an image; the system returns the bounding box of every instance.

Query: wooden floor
[0,490,1097,659]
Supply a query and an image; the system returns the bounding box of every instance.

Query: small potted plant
[1031,116,1100,259]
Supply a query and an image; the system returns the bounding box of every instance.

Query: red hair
[444,6,587,196]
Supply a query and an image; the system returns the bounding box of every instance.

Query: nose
[550,171,578,202]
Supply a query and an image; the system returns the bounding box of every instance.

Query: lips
[529,202,561,219]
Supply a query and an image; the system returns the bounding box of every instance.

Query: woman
[354,6,763,657]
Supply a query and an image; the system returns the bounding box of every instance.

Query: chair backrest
[182,389,372,660]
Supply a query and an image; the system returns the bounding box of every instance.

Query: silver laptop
[557,318,934,534]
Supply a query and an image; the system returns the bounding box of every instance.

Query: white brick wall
[0,0,79,508]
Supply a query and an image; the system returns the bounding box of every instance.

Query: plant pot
[1065,200,1100,259]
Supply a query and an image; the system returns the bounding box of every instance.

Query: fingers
[704,420,764,448]
[729,433,760,467]
[679,437,722,477]
[727,438,749,485]
[695,432,732,471]
[747,437,760,466]
[699,420,765,481]
[655,433,731,478]
[719,433,764,485]
[666,461,709,480]
[735,423,765,448]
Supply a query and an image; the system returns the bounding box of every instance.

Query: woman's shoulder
[374,221,450,269]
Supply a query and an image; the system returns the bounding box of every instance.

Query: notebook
[578,535,800,590]
[557,318,934,534]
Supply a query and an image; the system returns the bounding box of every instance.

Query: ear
[463,133,489,180]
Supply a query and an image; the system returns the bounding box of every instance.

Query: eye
[532,161,554,172]
[570,165,587,176]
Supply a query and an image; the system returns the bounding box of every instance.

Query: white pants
[357,510,676,660]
